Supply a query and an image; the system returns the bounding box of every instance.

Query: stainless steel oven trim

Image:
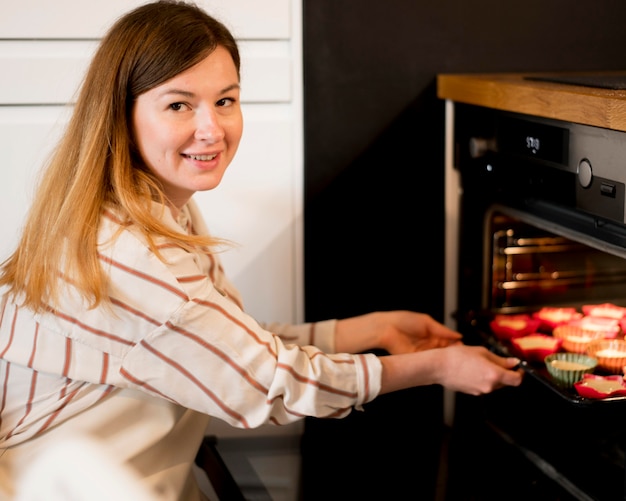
[443,99,459,427]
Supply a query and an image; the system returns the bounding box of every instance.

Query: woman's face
[132,46,243,210]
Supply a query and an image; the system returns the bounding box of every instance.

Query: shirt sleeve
[112,242,382,428]
[260,319,337,353]
[41,210,383,430]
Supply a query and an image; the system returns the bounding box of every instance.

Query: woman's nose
[194,110,225,142]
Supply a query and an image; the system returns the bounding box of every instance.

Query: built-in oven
[439,74,626,501]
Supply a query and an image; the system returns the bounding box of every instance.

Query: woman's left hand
[334,310,462,355]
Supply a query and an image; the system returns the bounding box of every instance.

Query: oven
[439,73,626,501]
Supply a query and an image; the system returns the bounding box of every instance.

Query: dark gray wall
[302,1,626,499]
[304,0,626,321]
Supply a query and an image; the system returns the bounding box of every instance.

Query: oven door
[443,101,626,501]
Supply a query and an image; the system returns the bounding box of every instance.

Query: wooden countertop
[437,72,626,132]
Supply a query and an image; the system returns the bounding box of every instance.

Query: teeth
[188,154,217,161]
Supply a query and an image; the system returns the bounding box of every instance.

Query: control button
[577,158,593,188]
[601,182,616,197]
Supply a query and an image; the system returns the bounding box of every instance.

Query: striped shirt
[0,199,381,499]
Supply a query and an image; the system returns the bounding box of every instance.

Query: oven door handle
[514,360,530,371]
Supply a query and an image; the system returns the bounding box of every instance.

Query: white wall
[0,0,303,325]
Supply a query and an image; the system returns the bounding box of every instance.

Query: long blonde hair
[0,1,241,312]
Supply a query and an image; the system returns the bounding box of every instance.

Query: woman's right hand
[379,343,523,396]
[433,344,523,395]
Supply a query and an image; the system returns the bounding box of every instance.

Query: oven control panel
[483,112,626,225]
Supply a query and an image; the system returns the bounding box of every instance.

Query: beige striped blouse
[0,199,381,499]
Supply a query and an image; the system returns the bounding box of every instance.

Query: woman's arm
[334,310,462,354]
[335,311,523,395]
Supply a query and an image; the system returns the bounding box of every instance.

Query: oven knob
[577,158,593,188]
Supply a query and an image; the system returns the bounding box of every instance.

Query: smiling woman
[0,2,523,501]
[132,46,243,215]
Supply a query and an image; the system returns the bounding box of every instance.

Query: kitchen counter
[437,72,626,132]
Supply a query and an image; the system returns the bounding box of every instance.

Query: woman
[0,1,522,499]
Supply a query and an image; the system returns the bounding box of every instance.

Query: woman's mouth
[185,153,217,161]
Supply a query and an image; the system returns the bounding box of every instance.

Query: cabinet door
[1,41,291,105]
[1,0,290,39]
[195,104,296,322]
[0,107,69,259]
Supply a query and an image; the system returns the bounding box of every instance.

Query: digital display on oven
[497,116,569,166]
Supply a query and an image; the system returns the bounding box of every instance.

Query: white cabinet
[0,0,303,325]
[1,0,291,39]
[0,40,292,104]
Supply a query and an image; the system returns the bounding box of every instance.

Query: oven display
[497,116,569,167]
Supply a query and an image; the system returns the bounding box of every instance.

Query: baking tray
[464,312,626,408]
[478,327,626,406]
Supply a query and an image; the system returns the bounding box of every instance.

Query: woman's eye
[169,102,188,111]
[217,97,235,107]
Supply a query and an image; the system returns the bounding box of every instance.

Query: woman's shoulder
[99,202,183,245]
[97,203,216,286]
